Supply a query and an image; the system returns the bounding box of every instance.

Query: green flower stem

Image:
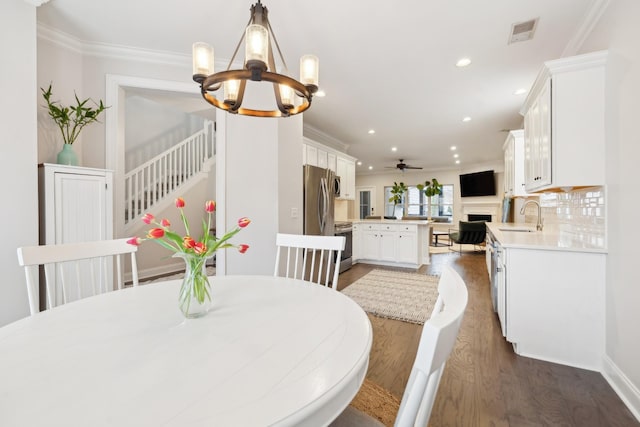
[177,253,211,317]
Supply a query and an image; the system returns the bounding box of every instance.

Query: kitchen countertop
[352,219,431,225]
[486,222,607,253]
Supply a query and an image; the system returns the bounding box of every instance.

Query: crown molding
[303,124,349,153]
[37,22,193,68]
[562,0,611,57]
[24,0,50,6]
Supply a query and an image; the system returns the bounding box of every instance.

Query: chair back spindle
[274,233,345,289]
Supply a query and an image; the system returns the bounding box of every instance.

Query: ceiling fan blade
[405,166,423,169]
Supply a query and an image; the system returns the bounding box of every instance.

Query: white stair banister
[124,120,214,224]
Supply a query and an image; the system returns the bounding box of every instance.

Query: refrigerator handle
[318,178,327,233]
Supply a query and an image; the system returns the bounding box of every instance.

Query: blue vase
[57,144,79,166]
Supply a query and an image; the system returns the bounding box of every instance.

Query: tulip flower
[193,242,207,255]
[147,228,165,239]
[183,236,196,249]
[142,213,154,224]
[130,198,248,288]
[126,237,142,246]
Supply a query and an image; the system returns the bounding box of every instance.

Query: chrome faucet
[520,200,544,231]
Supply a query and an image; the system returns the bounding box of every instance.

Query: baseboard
[126,262,184,282]
[602,355,640,422]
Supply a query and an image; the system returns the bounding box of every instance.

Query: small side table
[432,230,450,247]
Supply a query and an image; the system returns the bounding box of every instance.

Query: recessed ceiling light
[454,154,459,158]
[455,160,460,164]
[368,129,375,134]
[357,161,362,166]
[462,116,471,122]
[513,88,527,95]
[391,147,397,152]
[450,146,457,151]
[315,89,326,97]
[368,166,373,170]
[456,58,471,67]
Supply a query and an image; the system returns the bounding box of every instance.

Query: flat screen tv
[459,170,496,197]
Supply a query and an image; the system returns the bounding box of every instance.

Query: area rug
[349,378,400,426]
[341,269,439,325]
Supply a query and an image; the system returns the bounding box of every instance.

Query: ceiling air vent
[508,18,538,44]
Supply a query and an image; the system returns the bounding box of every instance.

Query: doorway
[356,187,376,219]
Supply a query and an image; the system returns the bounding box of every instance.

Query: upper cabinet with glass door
[520,51,607,192]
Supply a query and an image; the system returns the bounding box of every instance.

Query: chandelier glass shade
[192,1,319,118]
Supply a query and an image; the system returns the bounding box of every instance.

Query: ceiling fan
[386,159,423,172]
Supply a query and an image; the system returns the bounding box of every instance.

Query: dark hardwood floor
[338,252,639,427]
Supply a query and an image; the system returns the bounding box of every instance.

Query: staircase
[124,120,215,226]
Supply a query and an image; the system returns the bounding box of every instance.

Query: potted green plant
[417,178,443,220]
[41,83,108,166]
[389,181,408,219]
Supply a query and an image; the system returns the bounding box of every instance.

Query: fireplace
[468,214,492,222]
[461,201,501,222]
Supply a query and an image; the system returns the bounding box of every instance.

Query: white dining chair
[16,238,139,315]
[274,233,346,289]
[331,265,469,426]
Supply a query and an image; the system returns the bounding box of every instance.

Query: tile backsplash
[522,186,606,247]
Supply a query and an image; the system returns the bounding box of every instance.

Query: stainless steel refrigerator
[304,164,335,236]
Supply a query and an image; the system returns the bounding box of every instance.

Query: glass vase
[174,253,212,319]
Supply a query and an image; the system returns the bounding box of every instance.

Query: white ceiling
[37,0,601,174]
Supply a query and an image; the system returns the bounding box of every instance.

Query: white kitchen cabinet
[362,229,396,262]
[316,149,328,169]
[39,164,113,246]
[523,80,551,190]
[504,247,605,371]
[521,51,606,192]
[327,153,337,173]
[503,130,529,197]
[396,228,417,264]
[352,221,427,269]
[304,144,318,167]
[352,223,362,261]
[336,156,356,200]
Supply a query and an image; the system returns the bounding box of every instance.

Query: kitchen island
[352,219,430,269]
[486,222,606,371]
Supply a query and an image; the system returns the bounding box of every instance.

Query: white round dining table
[0,275,372,427]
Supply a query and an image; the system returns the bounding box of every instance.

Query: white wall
[217,110,303,276]
[125,95,204,171]
[37,37,84,165]
[355,162,504,222]
[36,32,194,169]
[0,0,39,326]
[580,0,640,417]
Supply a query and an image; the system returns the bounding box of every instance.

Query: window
[384,184,454,219]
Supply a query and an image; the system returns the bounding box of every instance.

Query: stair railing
[124,120,214,225]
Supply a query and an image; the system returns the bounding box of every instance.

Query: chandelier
[192,1,319,118]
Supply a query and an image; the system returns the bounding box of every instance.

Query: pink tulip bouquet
[128,197,250,318]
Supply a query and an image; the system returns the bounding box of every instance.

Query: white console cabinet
[39,164,113,245]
